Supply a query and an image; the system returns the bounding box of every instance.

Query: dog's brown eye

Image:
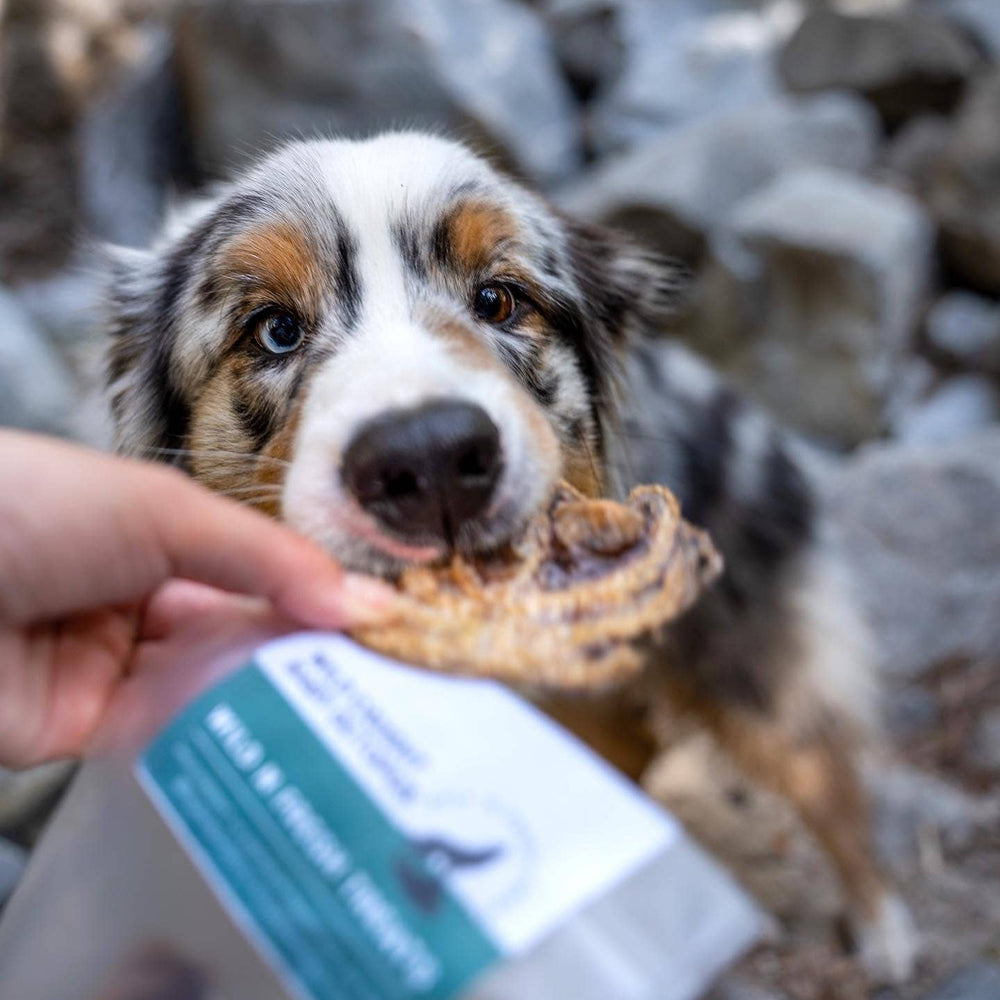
[255,310,304,355]
[473,284,516,325]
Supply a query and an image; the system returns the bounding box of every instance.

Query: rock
[883,355,940,438]
[778,9,984,130]
[15,269,104,349]
[929,70,1000,296]
[585,0,800,157]
[884,685,941,742]
[79,28,193,248]
[0,0,156,279]
[880,114,951,198]
[966,708,1000,774]
[893,375,1000,445]
[926,291,1000,376]
[13,270,116,449]
[931,0,1000,59]
[868,761,993,864]
[694,168,934,446]
[0,286,78,435]
[829,431,1000,678]
[174,0,579,185]
[919,961,1000,1000]
[544,0,626,104]
[559,93,880,264]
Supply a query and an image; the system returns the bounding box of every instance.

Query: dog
[101,132,915,981]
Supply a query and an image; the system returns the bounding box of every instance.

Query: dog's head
[105,133,680,574]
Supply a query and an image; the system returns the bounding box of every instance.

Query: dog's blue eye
[473,284,516,325]
[255,311,304,354]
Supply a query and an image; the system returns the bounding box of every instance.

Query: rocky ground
[0,0,998,998]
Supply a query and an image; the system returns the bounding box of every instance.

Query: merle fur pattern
[100,135,913,978]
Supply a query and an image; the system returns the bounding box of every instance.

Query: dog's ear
[556,215,686,424]
[564,218,687,347]
[554,218,686,495]
[102,241,193,462]
[103,186,260,460]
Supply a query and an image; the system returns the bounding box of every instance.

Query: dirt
[664,665,1000,1000]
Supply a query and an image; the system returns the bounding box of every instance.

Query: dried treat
[350,482,722,691]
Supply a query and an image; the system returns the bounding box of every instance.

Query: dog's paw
[854,892,919,984]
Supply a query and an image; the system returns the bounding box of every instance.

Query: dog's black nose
[342,400,503,546]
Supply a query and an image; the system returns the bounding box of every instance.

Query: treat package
[0,633,760,1000]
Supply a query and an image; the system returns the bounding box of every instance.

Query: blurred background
[0,0,999,997]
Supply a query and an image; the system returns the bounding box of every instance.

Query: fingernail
[339,573,402,625]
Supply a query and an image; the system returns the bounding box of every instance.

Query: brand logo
[394,794,533,918]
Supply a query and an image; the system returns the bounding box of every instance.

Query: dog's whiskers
[214,484,286,501]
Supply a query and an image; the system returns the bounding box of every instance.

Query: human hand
[0,431,395,767]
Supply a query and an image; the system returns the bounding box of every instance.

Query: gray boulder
[15,270,104,350]
[585,0,796,157]
[966,708,1000,775]
[925,290,1000,375]
[929,70,1000,295]
[559,94,880,263]
[0,287,78,436]
[543,0,626,104]
[174,0,579,186]
[778,9,984,129]
[930,0,1000,59]
[869,762,995,864]
[880,114,951,198]
[829,431,1000,679]
[78,29,191,248]
[892,374,1000,445]
[884,686,941,742]
[883,355,940,439]
[12,270,117,450]
[696,168,934,446]
[920,962,1000,1000]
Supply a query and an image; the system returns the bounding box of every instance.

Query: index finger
[0,433,395,628]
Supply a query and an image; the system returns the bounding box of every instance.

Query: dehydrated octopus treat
[350,482,722,691]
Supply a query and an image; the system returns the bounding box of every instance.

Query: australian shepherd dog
[102,133,915,981]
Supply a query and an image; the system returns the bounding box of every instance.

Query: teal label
[139,662,500,1000]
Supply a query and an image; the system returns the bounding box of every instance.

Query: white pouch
[0,632,761,1000]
